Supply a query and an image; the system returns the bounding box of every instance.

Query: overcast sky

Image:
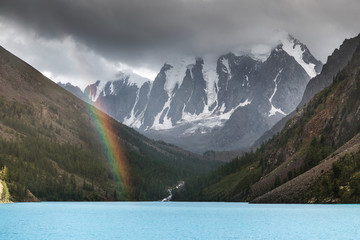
[0,0,359,89]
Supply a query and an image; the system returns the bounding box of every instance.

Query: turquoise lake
[1,202,360,239]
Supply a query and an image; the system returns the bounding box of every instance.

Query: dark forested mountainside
[173,35,360,203]
[0,46,220,202]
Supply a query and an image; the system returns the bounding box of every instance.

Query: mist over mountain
[62,34,322,153]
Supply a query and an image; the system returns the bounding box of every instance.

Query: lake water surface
[1,202,359,239]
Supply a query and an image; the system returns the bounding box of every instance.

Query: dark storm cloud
[1,0,360,71]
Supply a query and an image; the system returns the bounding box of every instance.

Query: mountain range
[0,45,220,202]
[61,34,322,153]
[173,33,360,203]
[2,30,360,204]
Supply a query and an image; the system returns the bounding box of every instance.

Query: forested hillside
[0,46,220,202]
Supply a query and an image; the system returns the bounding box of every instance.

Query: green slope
[0,46,221,202]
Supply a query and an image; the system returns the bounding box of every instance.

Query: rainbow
[61,39,131,198]
[88,104,131,199]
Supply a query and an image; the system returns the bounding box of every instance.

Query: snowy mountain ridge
[75,34,322,153]
[280,36,318,78]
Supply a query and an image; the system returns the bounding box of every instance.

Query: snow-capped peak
[280,35,317,78]
[85,71,150,102]
[116,70,150,88]
[163,57,195,94]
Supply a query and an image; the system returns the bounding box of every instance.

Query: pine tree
[0,166,8,181]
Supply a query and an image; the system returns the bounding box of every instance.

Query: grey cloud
[1,0,360,74]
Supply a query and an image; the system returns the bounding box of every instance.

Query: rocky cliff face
[62,35,322,153]
[253,34,360,148]
[298,34,360,107]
